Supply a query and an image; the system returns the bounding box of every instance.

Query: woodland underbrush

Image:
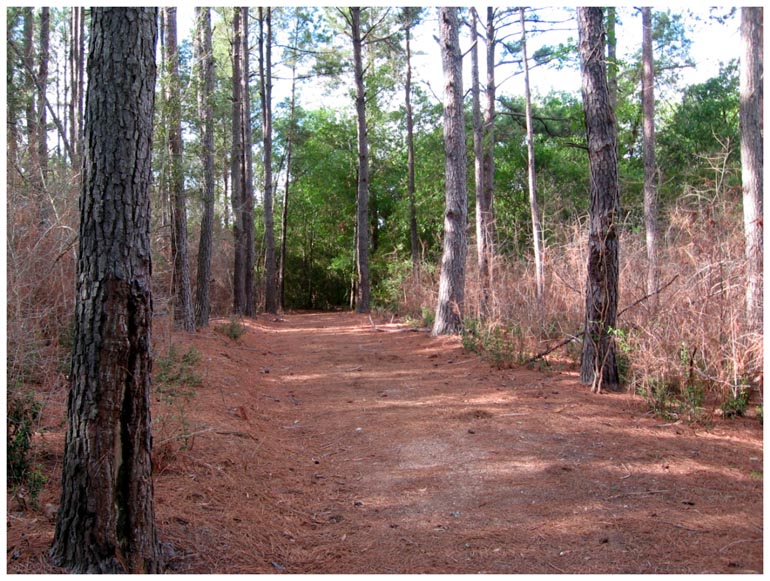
[389,197,763,423]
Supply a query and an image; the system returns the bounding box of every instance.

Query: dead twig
[605,489,670,500]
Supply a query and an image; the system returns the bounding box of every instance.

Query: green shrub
[215,318,245,341]
[721,387,750,418]
[155,344,202,398]
[7,388,47,509]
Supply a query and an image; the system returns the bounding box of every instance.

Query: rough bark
[351,7,371,313]
[607,8,618,114]
[261,8,278,314]
[480,7,496,294]
[165,7,195,331]
[470,8,489,316]
[231,8,246,315]
[740,7,763,332]
[50,8,161,573]
[642,7,659,306]
[432,7,468,337]
[577,7,621,393]
[241,8,257,316]
[194,8,215,328]
[521,7,545,307]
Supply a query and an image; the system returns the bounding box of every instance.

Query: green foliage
[155,344,202,397]
[463,319,527,369]
[215,318,245,341]
[7,388,47,509]
[721,387,750,418]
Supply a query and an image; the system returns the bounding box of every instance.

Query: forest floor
[7,311,764,574]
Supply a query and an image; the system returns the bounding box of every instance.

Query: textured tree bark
[165,7,195,331]
[740,7,763,332]
[642,7,659,307]
[50,8,161,573]
[432,7,468,336]
[351,7,371,313]
[479,7,497,308]
[241,8,257,317]
[261,8,278,314]
[194,7,215,328]
[470,8,489,316]
[577,7,621,393]
[231,8,246,315]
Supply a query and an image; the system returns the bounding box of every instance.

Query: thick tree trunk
[577,7,621,393]
[231,8,246,315]
[50,8,161,573]
[740,7,763,332]
[351,7,371,313]
[261,8,278,314]
[432,7,468,337]
[241,8,257,316]
[194,8,215,328]
[642,7,659,307]
[520,7,545,307]
[165,7,195,331]
[607,8,618,114]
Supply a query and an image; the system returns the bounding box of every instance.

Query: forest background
[4,5,763,510]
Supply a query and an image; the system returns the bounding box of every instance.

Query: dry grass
[400,198,762,417]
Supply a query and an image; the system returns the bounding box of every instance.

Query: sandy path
[7,312,763,573]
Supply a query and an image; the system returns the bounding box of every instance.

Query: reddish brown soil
[7,311,763,573]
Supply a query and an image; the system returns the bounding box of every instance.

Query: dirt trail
[7,312,763,573]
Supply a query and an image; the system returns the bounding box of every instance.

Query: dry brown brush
[397,199,762,419]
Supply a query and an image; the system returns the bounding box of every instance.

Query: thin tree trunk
[481,7,496,295]
[37,7,49,190]
[520,7,545,308]
[278,13,301,313]
[241,7,257,316]
[740,7,763,332]
[165,7,195,331]
[432,7,468,337]
[351,7,371,313]
[23,8,39,184]
[577,7,621,393]
[194,8,215,328]
[231,8,246,315]
[404,11,419,273]
[260,8,277,314]
[470,8,489,317]
[641,7,659,307]
[50,8,161,573]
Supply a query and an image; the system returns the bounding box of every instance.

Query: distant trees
[50,8,161,572]
[432,7,468,336]
[577,7,621,393]
[163,7,195,331]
